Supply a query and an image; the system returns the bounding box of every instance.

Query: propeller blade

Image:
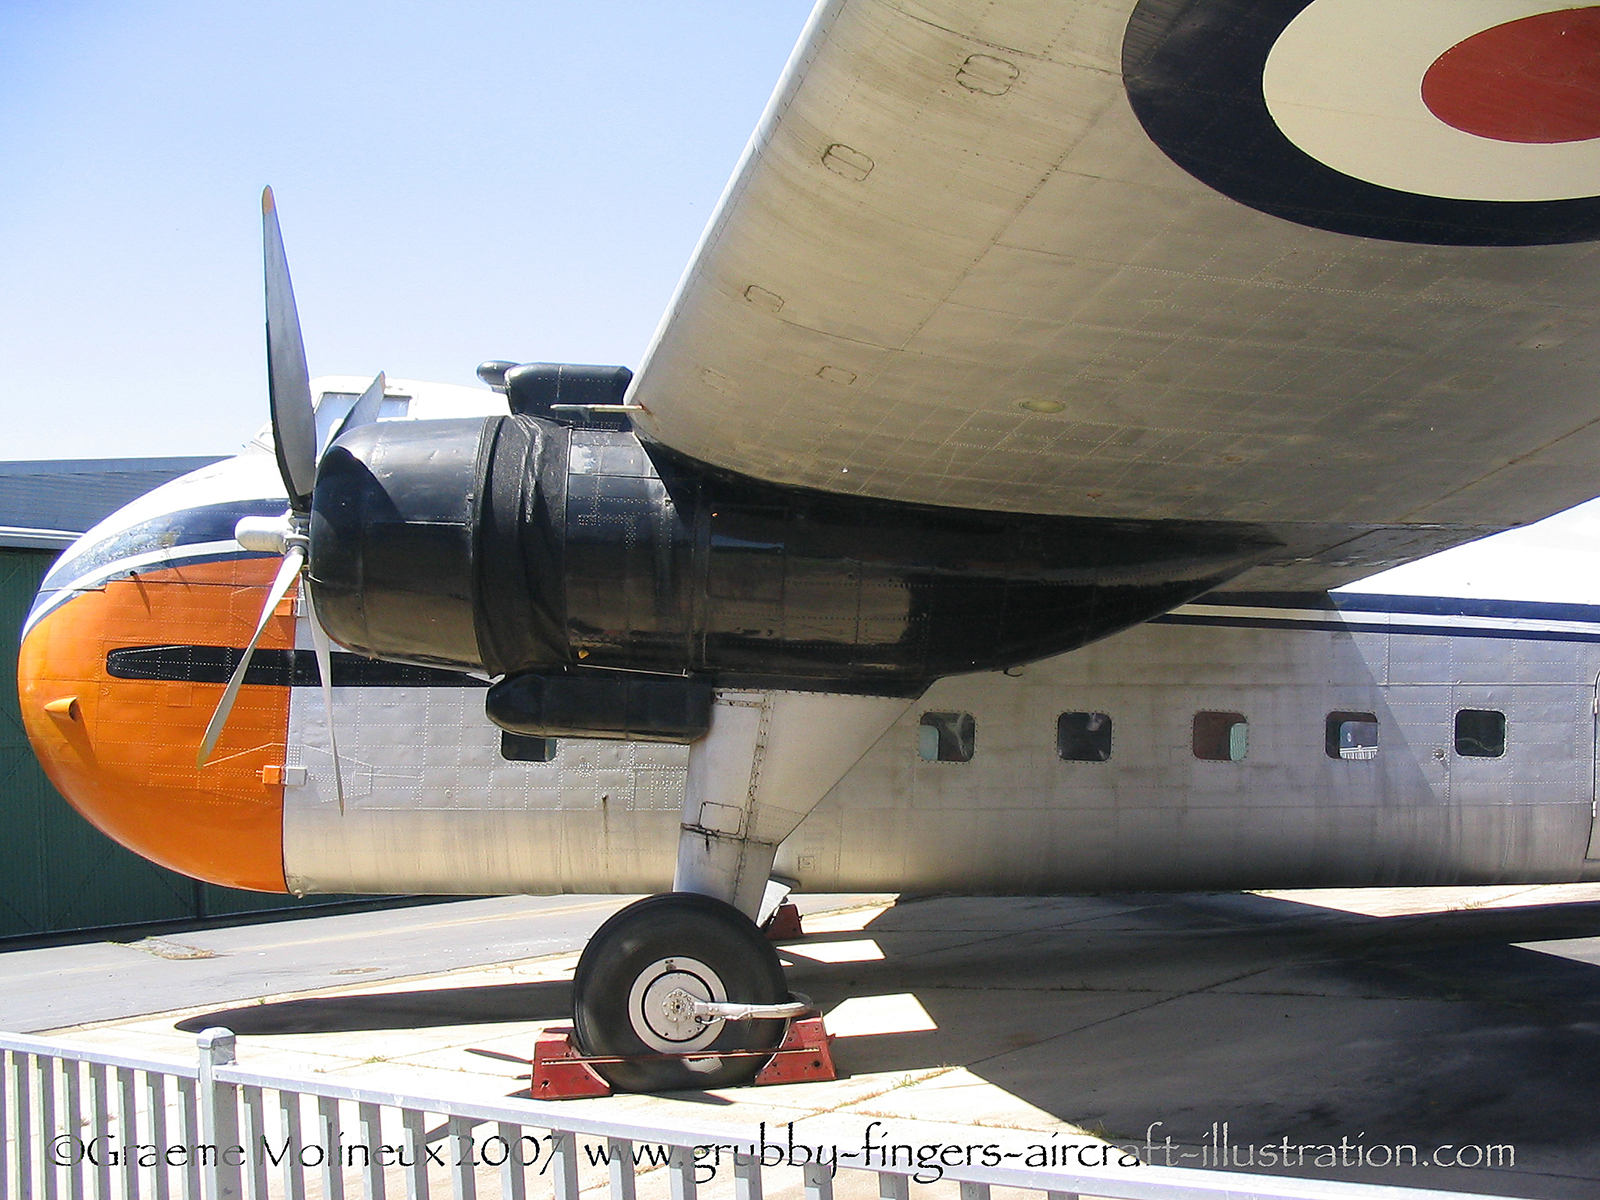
[306,593,346,814]
[197,546,305,766]
[262,187,318,512]
[331,371,386,445]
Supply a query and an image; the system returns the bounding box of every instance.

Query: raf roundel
[1422,7,1600,145]
[1123,0,1600,245]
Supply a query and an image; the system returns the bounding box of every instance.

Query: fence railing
[0,1028,1520,1200]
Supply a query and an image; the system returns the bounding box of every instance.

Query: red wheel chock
[764,903,805,941]
[529,1016,837,1099]
[751,1017,837,1085]
[530,1026,613,1099]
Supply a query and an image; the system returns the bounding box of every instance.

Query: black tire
[572,893,790,1092]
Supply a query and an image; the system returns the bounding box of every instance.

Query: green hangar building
[0,457,371,941]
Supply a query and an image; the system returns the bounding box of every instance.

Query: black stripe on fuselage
[1199,591,1600,624]
[1153,591,1600,643]
[105,646,489,687]
[1150,613,1600,644]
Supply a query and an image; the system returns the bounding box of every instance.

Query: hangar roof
[0,457,222,550]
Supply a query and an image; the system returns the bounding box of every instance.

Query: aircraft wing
[630,0,1600,590]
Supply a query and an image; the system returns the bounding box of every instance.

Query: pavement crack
[119,937,218,960]
[964,959,1288,1069]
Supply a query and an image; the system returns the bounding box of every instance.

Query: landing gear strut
[570,688,912,1092]
[571,893,793,1091]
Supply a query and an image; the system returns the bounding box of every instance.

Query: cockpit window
[38,499,286,595]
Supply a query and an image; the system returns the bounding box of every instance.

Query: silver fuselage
[282,591,1600,895]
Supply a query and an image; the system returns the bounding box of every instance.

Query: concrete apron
[40,884,1600,1200]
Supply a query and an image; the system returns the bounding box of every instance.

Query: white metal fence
[0,1028,1521,1200]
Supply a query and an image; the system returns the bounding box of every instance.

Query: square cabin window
[1193,711,1248,762]
[918,711,975,762]
[1057,712,1113,762]
[501,732,557,763]
[1455,709,1507,758]
[1326,712,1379,761]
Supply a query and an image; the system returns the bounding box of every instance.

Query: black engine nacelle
[309,414,1275,694]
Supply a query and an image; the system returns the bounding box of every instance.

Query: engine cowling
[308,414,1276,696]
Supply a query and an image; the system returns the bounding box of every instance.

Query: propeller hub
[234,512,304,556]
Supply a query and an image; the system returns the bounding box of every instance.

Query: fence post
[196,1029,243,1200]
[733,1151,762,1200]
[667,1144,696,1200]
[608,1138,637,1200]
[549,1129,578,1200]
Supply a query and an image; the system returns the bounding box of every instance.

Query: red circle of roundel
[1423,7,1600,144]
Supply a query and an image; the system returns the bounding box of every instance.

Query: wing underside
[630,0,1600,590]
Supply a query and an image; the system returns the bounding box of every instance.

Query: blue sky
[0,1,814,460]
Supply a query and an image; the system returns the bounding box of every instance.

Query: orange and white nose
[17,557,294,892]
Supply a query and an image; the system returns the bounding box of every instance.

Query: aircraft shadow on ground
[174,980,572,1035]
[786,893,1600,1198]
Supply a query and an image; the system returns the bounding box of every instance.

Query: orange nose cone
[18,557,292,892]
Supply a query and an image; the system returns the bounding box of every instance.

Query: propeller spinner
[196,187,384,811]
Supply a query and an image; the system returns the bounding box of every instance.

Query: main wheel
[572,892,790,1092]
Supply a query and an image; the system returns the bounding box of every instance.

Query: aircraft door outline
[1588,672,1600,861]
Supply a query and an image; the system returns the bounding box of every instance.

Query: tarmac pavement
[9,885,1600,1199]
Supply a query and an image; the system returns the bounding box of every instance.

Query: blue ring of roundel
[1122,0,1600,246]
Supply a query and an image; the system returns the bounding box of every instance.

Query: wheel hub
[627,956,726,1052]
